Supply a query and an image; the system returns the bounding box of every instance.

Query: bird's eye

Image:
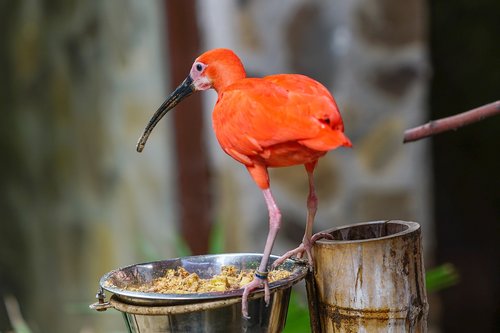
[196,63,204,72]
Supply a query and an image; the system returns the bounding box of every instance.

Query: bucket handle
[89,287,112,312]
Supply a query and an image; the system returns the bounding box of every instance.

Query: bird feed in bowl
[127,265,291,294]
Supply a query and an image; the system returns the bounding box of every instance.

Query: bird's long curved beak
[136,75,194,152]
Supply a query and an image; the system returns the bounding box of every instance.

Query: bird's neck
[212,64,246,93]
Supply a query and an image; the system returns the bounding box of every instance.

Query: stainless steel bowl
[93,253,308,333]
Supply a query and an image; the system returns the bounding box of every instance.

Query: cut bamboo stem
[307,220,428,332]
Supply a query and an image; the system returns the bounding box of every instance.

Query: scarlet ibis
[136,48,351,317]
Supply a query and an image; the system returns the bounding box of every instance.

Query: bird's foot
[241,271,270,319]
[272,232,334,269]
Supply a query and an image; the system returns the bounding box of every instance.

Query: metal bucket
[91,253,308,333]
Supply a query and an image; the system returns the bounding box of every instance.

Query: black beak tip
[136,140,145,153]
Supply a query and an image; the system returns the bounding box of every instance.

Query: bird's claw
[310,231,334,243]
[272,232,334,269]
[241,273,270,319]
[271,245,305,269]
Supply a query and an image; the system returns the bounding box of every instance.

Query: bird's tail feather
[299,130,352,151]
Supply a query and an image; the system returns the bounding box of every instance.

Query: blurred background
[0,0,498,332]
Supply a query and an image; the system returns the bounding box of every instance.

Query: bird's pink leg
[301,165,317,254]
[272,162,332,269]
[241,188,281,319]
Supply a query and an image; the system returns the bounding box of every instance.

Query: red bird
[137,48,351,317]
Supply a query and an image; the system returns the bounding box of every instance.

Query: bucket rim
[98,253,308,306]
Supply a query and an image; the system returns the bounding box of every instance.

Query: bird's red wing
[212,77,350,165]
[264,74,351,151]
[264,74,345,131]
[264,74,333,100]
[213,79,318,158]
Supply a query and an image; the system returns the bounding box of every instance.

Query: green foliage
[169,221,224,258]
[139,236,162,262]
[283,291,310,333]
[11,322,31,333]
[425,263,459,293]
[173,232,192,258]
[208,222,224,254]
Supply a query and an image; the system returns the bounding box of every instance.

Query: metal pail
[91,253,308,332]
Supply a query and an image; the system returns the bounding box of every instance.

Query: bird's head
[136,48,245,152]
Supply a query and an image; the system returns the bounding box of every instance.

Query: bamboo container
[306,220,428,332]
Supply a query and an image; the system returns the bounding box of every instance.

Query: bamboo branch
[403,100,500,143]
